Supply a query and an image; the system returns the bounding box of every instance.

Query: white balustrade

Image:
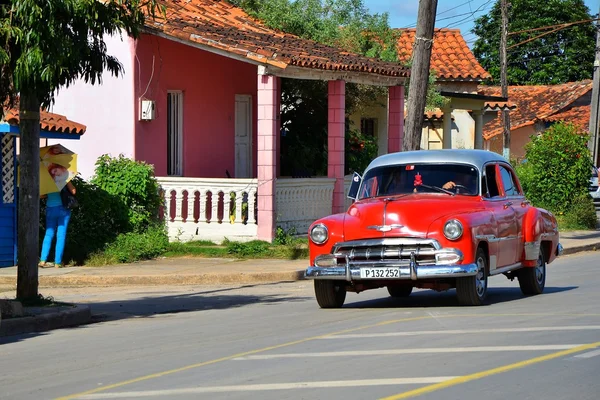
[158,175,356,242]
[157,177,258,243]
[275,178,336,234]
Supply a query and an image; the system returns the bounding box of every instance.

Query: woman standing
[39,181,76,268]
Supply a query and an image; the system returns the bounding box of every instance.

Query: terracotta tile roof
[147,0,409,78]
[484,101,516,111]
[479,80,592,140]
[542,105,590,130]
[3,108,86,135]
[396,28,490,81]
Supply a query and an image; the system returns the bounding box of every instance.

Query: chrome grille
[331,238,438,266]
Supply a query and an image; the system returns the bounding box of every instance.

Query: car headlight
[310,224,328,244]
[443,219,463,241]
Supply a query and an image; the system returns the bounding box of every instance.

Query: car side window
[484,165,501,198]
[499,165,519,196]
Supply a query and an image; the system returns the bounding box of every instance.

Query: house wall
[133,34,258,178]
[348,101,388,156]
[487,124,536,160]
[349,81,479,153]
[50,34,136,179]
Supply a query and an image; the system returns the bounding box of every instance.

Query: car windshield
[358,163,479,199]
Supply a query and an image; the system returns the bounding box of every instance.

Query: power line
[439,0,493,30]
[400,0,483,29]
[508,18,599,36]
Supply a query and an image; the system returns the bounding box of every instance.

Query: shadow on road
[344,286,578,309]
[88,284,311,322]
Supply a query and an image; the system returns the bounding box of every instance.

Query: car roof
[365,149,508,172]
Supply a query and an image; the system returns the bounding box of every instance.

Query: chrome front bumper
[305,252,478,281]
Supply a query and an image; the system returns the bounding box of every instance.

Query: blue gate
[0,134,17,267]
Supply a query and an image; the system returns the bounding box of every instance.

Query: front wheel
[518,252,546,295]
[456,248,488,306]
[314,280,346,308]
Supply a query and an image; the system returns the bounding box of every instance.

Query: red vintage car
[305,149,562,308]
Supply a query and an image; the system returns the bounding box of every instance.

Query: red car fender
[522,207,543,265]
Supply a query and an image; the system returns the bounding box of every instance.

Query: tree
[0,0,160,300]
[472,0,596,85]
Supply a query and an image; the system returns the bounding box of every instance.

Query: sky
[362,0,599,47]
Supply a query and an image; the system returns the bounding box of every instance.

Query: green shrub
[92,154,163,231]
[40,176,131,265]
[345,127,378,175]
[515,122,592,214]
[97,225,169,264]
[274,226,298,245]
[225,239,271,257]
[556,193,598,230]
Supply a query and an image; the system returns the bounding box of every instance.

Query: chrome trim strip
[305,263,479,281]
[489,262,523,276]
[332,238,442,252]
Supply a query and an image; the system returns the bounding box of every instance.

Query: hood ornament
[367,224,404,232]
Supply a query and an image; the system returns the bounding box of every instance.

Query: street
[1,251,599,400]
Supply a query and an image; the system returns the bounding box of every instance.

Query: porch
[158,175,353,243]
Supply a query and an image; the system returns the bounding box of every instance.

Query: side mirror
[347,172,362,200]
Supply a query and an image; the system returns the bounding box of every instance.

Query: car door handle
[503,201,513,209]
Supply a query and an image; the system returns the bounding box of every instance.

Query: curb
[0,270,307,288]
[560,243,599,255]
[0,304,91,337]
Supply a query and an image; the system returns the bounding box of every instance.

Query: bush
[40,176,131,265]
[556,193,598,230]
[94,225,169,264]
[225,239,271,257]
[92,154,163,231]
[345,127,378,175]
[515,122,592,214]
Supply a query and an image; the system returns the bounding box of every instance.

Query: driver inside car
[442,173,476,194]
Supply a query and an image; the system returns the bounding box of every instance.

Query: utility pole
[500,0,511,160]
[588,5,600,167]
[403,0,438,151]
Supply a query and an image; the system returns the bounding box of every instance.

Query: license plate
[360,267,401,279]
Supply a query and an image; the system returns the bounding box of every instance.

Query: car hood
[343,194,483,241]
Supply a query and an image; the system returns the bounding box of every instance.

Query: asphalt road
[1,251,599,400]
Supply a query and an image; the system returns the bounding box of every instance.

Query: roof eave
[144,29,408,87]
[260,65,407,87]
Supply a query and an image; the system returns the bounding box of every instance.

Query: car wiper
[418,184,454,196]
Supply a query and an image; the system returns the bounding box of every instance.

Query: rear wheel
[456,247,488,306]
[387,285,413,298]
[314,280,346,308]
[518,252,546,295]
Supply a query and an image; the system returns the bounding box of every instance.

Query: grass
[84,237,309,266]
[165,238,309,260]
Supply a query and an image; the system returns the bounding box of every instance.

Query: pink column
[257,73,279,242]
[276,81,282,178]
[328,80,346,214]
[388,85,405,153]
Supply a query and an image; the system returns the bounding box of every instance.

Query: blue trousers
[40,206,71,265]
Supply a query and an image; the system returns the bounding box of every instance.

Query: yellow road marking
[56,312,600,400]
[380,341,600,400]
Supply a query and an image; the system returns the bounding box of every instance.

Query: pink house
[50,0,409,242]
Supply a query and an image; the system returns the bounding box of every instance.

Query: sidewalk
[0,230,598,289]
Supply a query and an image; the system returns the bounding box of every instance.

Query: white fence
[157,175,356,242]
[157,177,258,243]
[275,178,335,234]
